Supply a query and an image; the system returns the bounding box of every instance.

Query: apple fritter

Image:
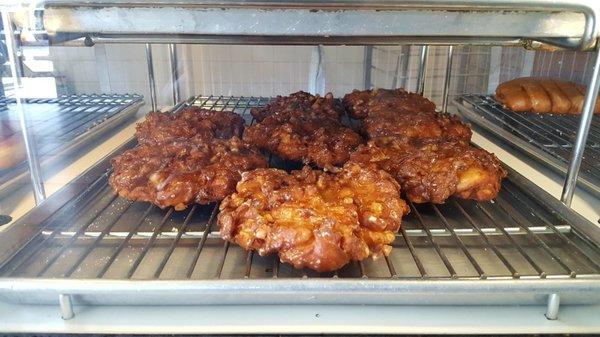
[218,163,409,272]
[136,106,245,146]
[110,136,267,210]
[350,138,507,203]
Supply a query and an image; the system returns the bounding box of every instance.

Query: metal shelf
[0,95,598,310]
[454,94,600,198]
[13,0,599,50]
[0,94,143,199]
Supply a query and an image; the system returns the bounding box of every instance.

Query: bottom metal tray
[0,96,598,312]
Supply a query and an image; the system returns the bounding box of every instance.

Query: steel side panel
[42,7,585,37]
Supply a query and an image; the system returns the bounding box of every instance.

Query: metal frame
[416,45,428,95]
[2,10,46,204]
[145,43,157,111]
[19,1,598,51]
[169,43,180,105]
[442,45,454,112]
[561,49,600,205]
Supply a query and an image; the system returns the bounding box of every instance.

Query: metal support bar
[363,46,373,89]
[416,45,429,95]
[145,43,157,111]
[58,294,74,320]
[1,10,46,204]
[545,293,560,320]
[400,45,411,89]
[561,47,600,205]
[442,45,454,112]
[169,43,180,105]
[308,45,325,95]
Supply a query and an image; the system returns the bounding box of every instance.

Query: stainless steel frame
[441,45,454,112]
[0,96,598,321]
[561,49,600,205]
[416,45,428,95]
[20,1,598,51]
[169,43,180,105]
[2,10,46,204]
[145,43,157,112]
[2,0,600,329]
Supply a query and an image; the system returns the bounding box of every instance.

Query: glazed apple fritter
[349,138,507,204]
[244,92,363,169]
[218,162,409,272]
[136,106,245,146]
[343,88,437,119]
[110,136,267,210]
[343,88,470,142]
[364,111,472,142]
[250,91,342,122]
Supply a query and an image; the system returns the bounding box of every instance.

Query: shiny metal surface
[145,43,157,112]
[0,95,598,309]
[454,94,600,198]
[2,10,46,204]
[363,46,373,89]
[87,34,526,46]
[416,45,428,95]
[21,1,596,50]
[561,49,600,206]
[442,45,454,112]
[169,44,180,105]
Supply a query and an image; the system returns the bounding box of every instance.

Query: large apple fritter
[218,163,409,272]
[136,106,245,146]
[110,136,267,210]
[350,138,507,204]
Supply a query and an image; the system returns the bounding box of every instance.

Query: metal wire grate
[0,95,599,282]
[0,94,143,197]
[454,94,600,197]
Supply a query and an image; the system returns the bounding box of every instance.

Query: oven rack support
[2,10,46,204]
[561,49,600,205]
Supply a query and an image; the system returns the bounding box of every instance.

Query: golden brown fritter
[343,88,436,119]
[251,91,342,122]
[218,162,409,272]
[244,101,363,169]
[109,136,267,210]
[136,106,245,146]
[364,111,472,142]
[349,138,507,204]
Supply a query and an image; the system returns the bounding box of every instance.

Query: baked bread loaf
[495,77,600,115]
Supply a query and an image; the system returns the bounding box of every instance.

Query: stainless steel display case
[1,0,600,333]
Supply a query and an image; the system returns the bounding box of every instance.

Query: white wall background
[41,44,593,110]
[45,44,364,108]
